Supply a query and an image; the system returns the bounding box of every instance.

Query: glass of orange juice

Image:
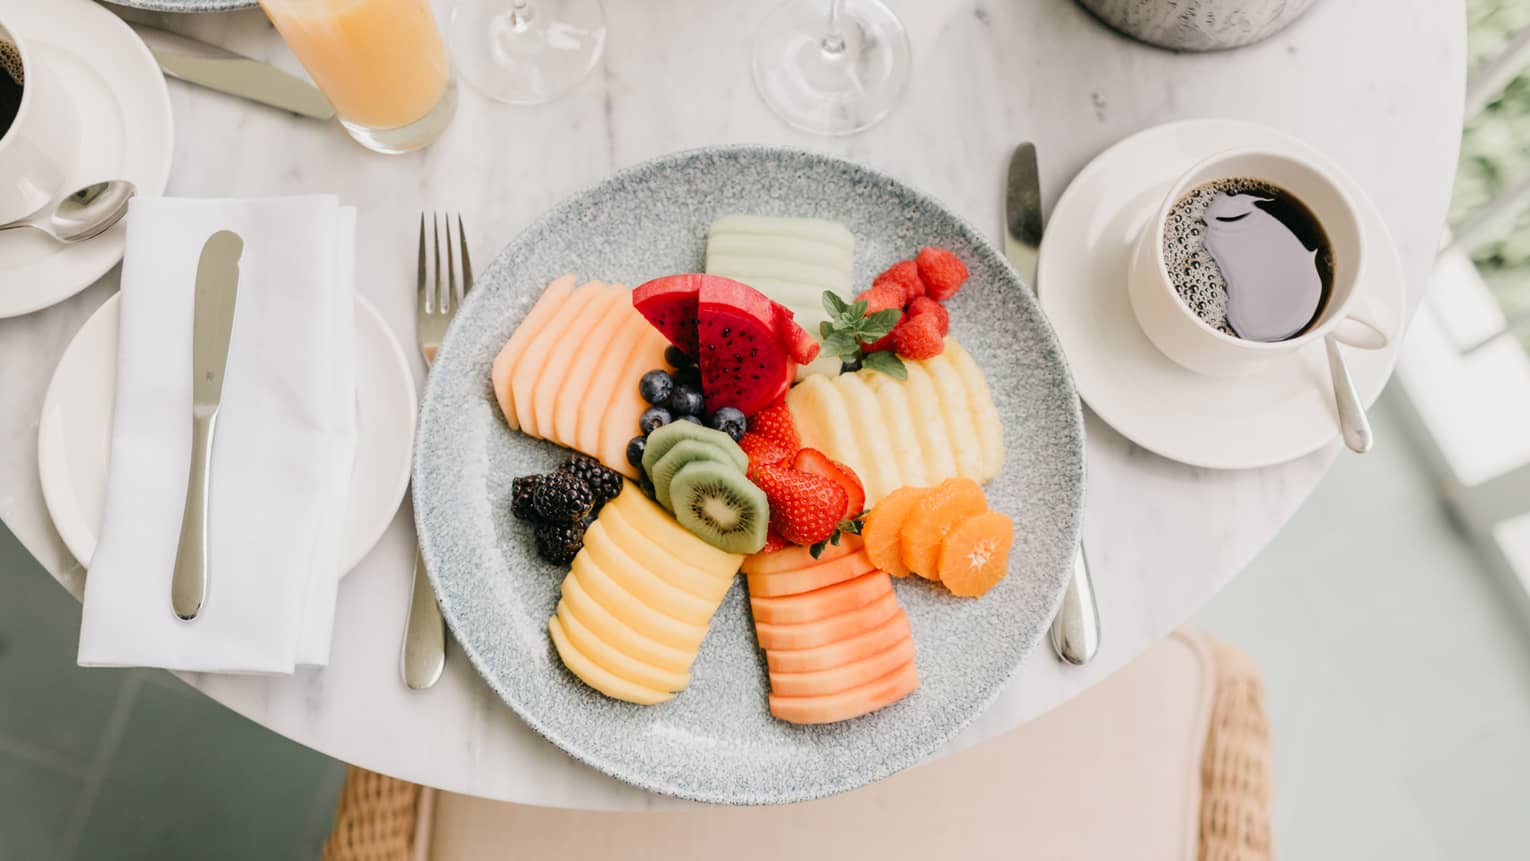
[259,0,456,154]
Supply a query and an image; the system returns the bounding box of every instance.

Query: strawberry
[892,313,945,360]
[854,284,903,315]
[739,431,794,472]
[793,448,866,519]
[872,260,925,304]
[915,246,969,302]
[906,295,950,335]
[750,400,800,452]
[759,527,792,554]
[751,463,848,545]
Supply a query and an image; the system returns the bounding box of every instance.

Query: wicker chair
[325,630,1271,861]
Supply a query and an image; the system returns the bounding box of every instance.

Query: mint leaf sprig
[818,292,907,380]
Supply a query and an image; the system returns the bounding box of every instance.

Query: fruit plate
[413,146,1085,805]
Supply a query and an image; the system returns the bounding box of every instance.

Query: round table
[1,0,1463,810]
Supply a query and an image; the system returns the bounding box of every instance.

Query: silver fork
[402,212,473,690]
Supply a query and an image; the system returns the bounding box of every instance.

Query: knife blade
[126,22,335,120]
[171,230,244,621]
[1003,142,1102,666]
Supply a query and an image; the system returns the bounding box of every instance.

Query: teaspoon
[0,181,137,243]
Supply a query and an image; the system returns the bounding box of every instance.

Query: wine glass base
[341,77,458,154]
[451,0,608,106]
[752,0,912,136]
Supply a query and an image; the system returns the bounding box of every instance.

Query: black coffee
[1161,178,1333,342]
[0,39,21,138]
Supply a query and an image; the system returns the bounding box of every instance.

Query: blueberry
[638,407,672,435]
[708,406,748,441]
[625,435,647,468]
[676,414,703,425]
[638,369,673,405]
[664,345,694,368]
[667,385,705,417]
[673,364,702,389]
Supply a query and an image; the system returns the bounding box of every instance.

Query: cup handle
[1331,309,1390,350]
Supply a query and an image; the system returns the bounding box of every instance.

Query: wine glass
[752,0,912,136]
[450,0,607,105]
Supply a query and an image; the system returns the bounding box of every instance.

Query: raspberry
[892,313,945,360]
[906,296,950,335]
[915,247,968,302]
[872,260,925,303]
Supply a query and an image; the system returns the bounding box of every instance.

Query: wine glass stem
[822,0,846,55]
[509,0,533,32]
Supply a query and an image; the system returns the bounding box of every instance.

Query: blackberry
[625,435,648,469]
[510,474,545,521]
[708,406,748,441]
[559,456,622,508]
[639,406,672,434]
[664,345,694,368]
[666,385,705,417]
[639,370,673,405]
[533,521,584,565]
[531,472,593,522]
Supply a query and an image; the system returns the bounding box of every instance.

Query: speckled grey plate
[414,146,1085,805]
[104,0,256,12]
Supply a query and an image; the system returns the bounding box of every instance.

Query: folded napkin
[79,196,357,674]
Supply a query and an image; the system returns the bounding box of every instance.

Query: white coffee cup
[1127,149,1389,378]
[0,14,80,224]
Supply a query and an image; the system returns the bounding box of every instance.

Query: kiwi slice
[641,421,748,478]
[651,439,741,512]
[669,460,768,555]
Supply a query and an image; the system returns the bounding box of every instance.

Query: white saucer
[0,0,173,318]
[38,293,417,575]
[1037,118,1405,470]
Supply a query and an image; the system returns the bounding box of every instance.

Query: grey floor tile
[70,681,345,861]
[0,751,82,861]
[1400,723,1530,861]
[0,524,129,771]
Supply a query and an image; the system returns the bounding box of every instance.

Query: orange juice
[260,0,450,130]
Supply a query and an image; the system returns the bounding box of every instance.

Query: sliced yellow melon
[555,603,690,693]
[599,504,734,603]
[608,483,743,577]
[942,340,1005,479]
[581,523,718,627]
[492,274,577,430]
[863,372,929,491]
[558,577,693,674]
[551,289,629,449]
[548,615,674,705]
[512,281,605,437]
[568,553,708,653]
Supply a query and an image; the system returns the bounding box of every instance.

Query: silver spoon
[1325,334,1373,453]
[0,181,136,243]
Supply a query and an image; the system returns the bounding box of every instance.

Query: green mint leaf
[848,299,869,320]
[820,332,860,358]
[859,308,902,340]
[862,350,908,380]
[819,321,837,340]
[821,291,849,318]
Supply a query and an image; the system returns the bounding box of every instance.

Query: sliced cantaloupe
[581,522,718,627]
[598,504,734,603]
[576,303,649,471]
[943,340,1005,479]
[534,285,620,437]
[833,373,901,504]
[741,534,862,576]
[568,553,708,653]
[863,372,930,491]
[755,589,901,651]
[921,351,986,481]
[765,611,912,675]
[749,570,892,625]
[899,362,959,484]
[599,323,670,476]
[768,660,919,724]
[492,273,577,430]
[548,615,674,705]
[746,548,876,598]
[609,483,743,577]
[512,281,605,438]
[551,290,630,449]
[768,637,916,698]
[558,577,693,674]
[555,603,690,693]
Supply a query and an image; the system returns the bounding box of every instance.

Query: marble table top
[2,0,1463,810]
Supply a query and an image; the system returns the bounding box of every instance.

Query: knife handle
[172,409,218,620]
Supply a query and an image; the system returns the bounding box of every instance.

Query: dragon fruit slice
[697,277,805,416]
[632,273,703,357]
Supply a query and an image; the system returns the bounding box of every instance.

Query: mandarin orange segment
[861,485,931,578]
[937,510,1015,598]
[898,477,986,580]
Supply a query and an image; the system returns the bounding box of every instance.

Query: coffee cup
[1127,149,1389,378]
[0,14,80,225]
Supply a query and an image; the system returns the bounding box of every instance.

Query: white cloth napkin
[78,196,357,674]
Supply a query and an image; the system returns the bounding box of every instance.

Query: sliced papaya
[768,660,919,724]
[768,636,916,698]
[754,589,901,651]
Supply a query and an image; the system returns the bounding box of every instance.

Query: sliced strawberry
[759,527,792,554]
[792,448,866,520]
[751,464,848,546]
[750,400,800,452]
[740,432,794,472]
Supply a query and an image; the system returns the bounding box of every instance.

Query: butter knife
[172,230,244,621]
[125,21,335,120]
[1004,143,1101,665]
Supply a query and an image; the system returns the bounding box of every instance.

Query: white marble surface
[1,0,1462,809]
